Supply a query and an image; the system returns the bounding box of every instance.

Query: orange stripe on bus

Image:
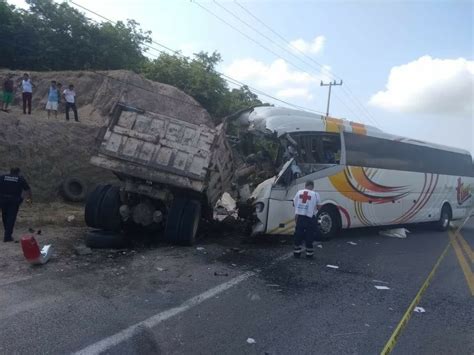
[350,122,367,135]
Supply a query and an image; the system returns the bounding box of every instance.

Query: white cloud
[276,88,314,100]
[223,58,332,101]
[290,36,325,54]
[369,56,474,116]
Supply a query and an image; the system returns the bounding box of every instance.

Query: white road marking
[75,251,294,355]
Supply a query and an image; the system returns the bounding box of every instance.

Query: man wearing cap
[293,180,321,258]
[0,168,32,242]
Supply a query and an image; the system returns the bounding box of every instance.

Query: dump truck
[85,103,234,245]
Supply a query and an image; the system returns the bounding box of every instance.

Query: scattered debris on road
[214,271,229,277]
[379,228,410,239]
[372,279,389,284]
[246,338,256,344]
[326,264,339,269]
[374,285,390,290]
[21,235,53,265]
[414,306,426,313]
[347,241,357,245]
[73,244,93,256]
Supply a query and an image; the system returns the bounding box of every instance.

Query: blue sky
[9,0,474,153]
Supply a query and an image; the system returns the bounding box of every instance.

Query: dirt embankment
[0,69,213,201]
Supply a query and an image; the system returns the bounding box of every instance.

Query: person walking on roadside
[63,84,79,122]
[20,73,35,115]
[46,80,59,119]
[293,180,321,259]
[1,74,15,113]
[0,168,32,243]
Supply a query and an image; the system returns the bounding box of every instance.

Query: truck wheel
[164,197,187,244]
[85,230,129,249]
[98,186,122,232]
[177,200,201,246]
[316,206,340,241]
[60,177,87,202]
[435,204,451,231]
[85,185,111,228]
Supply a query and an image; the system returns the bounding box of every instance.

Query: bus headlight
[255,202,265,213]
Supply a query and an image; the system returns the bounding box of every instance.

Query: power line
[232,0,382,128]
[195,0,379,126]
[68,0,326,115]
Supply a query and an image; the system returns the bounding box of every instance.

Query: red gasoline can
[21,235,41,263]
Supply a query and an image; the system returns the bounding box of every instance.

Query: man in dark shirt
[0,168,32,242]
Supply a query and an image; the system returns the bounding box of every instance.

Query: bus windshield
[290,132,342,176]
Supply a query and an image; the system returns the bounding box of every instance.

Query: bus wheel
[316,206,340,240]
[435,204,451,231]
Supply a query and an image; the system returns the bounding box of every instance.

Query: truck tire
[85,230,129,249]
[177,200,201,246]
[60,177,87,202]
[85,184,111,229]
[98,186,122,232]
[164,197,187,244]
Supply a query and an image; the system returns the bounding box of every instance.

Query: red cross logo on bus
[299,191,312,203]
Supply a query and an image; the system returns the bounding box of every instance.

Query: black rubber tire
[98,186,122,232]
[60,177,87,202]
[85,230,129,249]
[84,185,111,229]
[435,204,451,231]
[315,207,340,241]
[177,200,201,246]
[164,197,187,243]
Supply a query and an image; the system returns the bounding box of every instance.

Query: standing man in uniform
[293,180,321,259]
[0,168,32,242]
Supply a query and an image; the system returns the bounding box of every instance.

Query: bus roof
[239,106,471,157]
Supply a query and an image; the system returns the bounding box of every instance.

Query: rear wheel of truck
[165,198,201,246]
[84,184,111,229]
[85,230,129,249]
[98,186,122,232]
[177,200,202,246]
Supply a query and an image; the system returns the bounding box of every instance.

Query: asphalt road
[1,219,473,355]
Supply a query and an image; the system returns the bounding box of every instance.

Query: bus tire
[60,177,87,202]
[435,204,451,231]
[316,206,341,241]
[84,184,111,228]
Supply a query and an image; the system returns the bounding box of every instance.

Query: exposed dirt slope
[0,69,213,201]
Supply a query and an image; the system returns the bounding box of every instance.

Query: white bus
[238,107,474,239]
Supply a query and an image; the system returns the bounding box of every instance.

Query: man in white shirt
[293,180,321,259]
[20,73,35,115]
[63,84,79,122]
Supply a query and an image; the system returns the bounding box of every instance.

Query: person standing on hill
[0,168,32,243]
[1,74,15,113]
[20,73,35,115]
[292,180,321,259]
[63,84,79,122]
[46,80,59,119]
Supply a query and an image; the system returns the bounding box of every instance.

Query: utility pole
[320,80,343,116]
